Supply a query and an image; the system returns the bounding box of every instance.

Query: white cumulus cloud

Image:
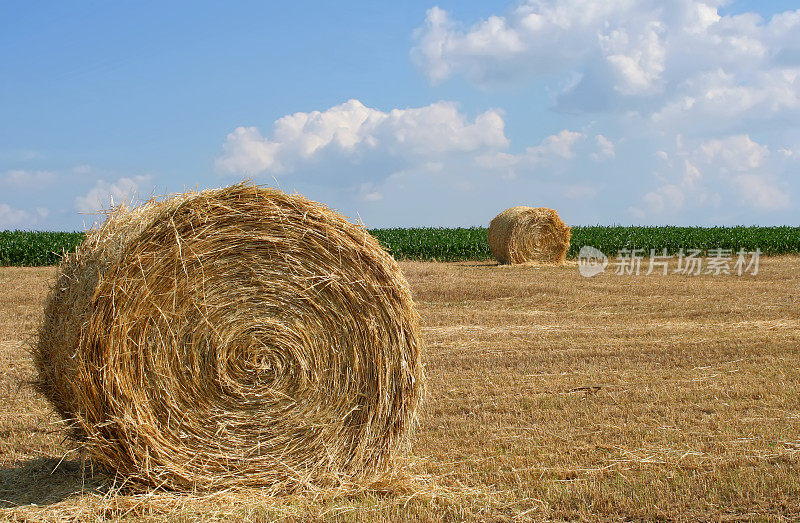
[532,129,583,159]
[633,134,790,217]
[411,2,798,222]
[591,134,616,162]
[692,134,769,172]
[642,184,685,214]
[75,175,154,214]
[475,129,584,178]
[411,1,800,128]
[216,99,509,176]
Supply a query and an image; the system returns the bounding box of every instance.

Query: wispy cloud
[0,203,49,228]
[1,169,57,188]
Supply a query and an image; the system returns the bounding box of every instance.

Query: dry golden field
[1,258,799,521]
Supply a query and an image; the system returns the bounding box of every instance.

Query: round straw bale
[35,183,424,491]
[487,206,571,265]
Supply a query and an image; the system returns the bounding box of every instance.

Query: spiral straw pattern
[488,206,571,265]
[35,183,424,491]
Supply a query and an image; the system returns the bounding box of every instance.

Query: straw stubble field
[1,257,799,520]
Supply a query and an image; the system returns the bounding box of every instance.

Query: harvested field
[1,257,799,520]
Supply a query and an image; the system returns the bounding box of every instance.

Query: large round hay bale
[35,183,424,491]
[487,206,571,265]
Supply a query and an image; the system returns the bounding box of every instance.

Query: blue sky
[2,0,799,230]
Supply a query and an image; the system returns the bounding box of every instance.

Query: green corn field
[370,227,493,262]
[372,226,800,261]
[0,231,85,266]
[564,225,800,259]
[1,226,799,266]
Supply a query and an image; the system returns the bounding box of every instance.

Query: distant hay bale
[488,206,571,265]
[35,183,424,491]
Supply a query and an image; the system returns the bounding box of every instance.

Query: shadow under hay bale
[487,206,571,265]
[35,183,425,492]
[0,457,106,508]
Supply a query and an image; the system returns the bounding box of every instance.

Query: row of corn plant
[374,226,800,260]
[0,231,84,266]
[566,226,800,258]
[2,226,799,265]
